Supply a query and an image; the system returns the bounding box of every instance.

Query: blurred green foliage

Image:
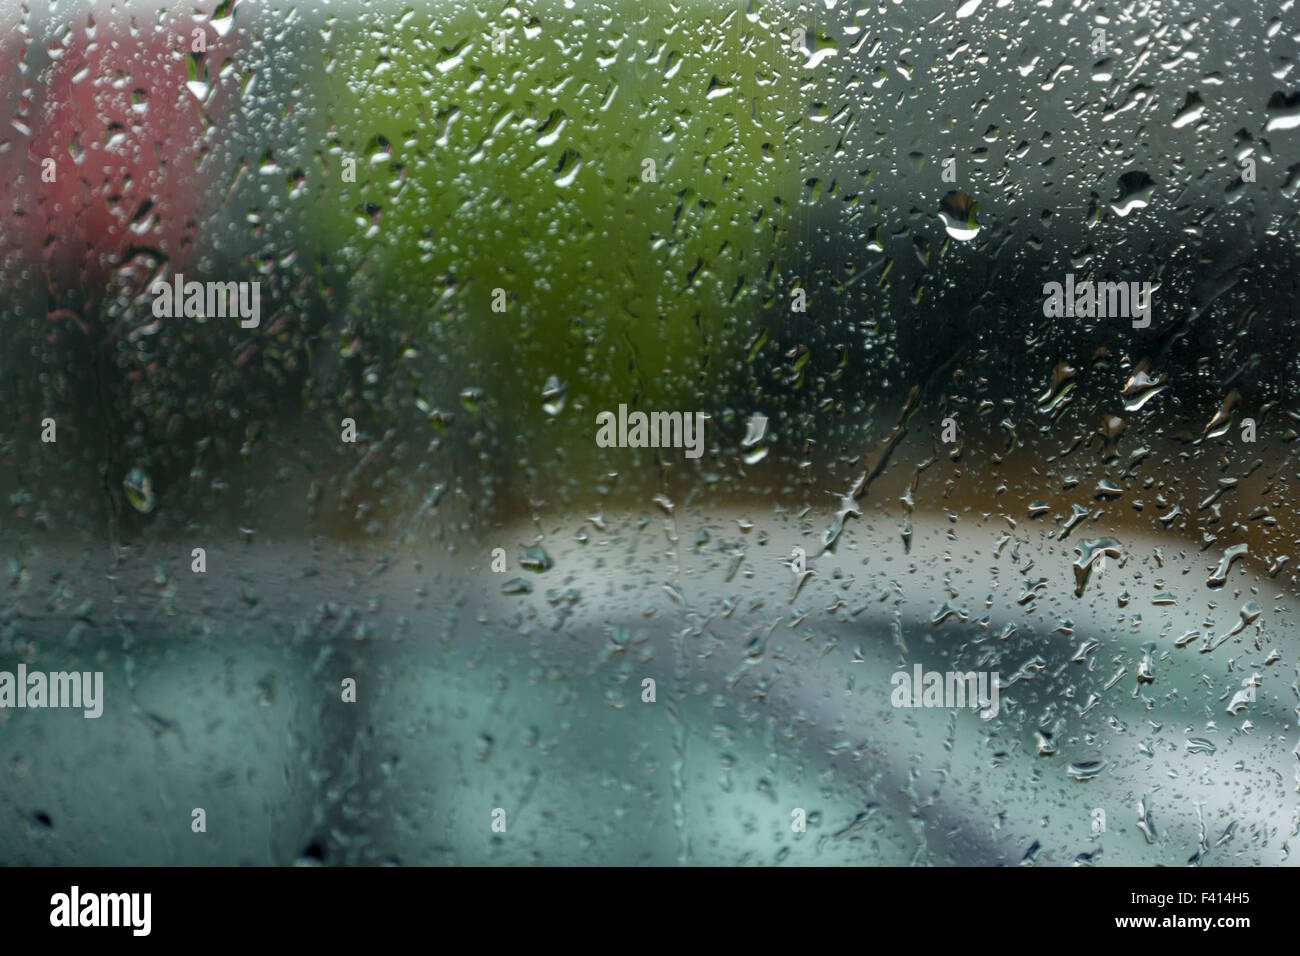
[316,2,808,450]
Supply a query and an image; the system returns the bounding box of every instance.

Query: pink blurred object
[1,5,235,312]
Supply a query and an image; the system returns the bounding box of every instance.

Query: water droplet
[123,468,156,513]
[1264,91,1300,132]
[1171,91,1205,129]
[1067,760,1108,781]
[1036,362,1076,413]
[519,546,553,572]
[938,191,981,241]
[211,0,237,37]
[1110,171,1155,217]
[1206,543,1247,588]
[741,413,768,463]
[1121,366,1168,411]
[541,376,567,415]
[1073,538,1121,596]
[1137,795,1158,843]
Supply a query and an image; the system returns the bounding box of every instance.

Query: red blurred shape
[6,8,235,307]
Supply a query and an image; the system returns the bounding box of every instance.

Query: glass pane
[2,0,1298,867]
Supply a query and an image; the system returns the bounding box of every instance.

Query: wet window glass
[2,0,1299,868]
